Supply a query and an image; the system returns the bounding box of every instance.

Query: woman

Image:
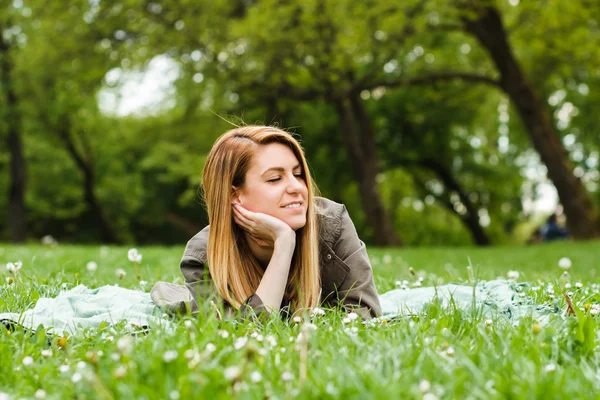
[176,125,381,320]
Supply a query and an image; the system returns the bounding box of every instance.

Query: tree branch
[353,71,500,92]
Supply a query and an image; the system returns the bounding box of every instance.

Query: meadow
[1,240,599,399]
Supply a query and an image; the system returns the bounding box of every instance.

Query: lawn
[1,240,599,399]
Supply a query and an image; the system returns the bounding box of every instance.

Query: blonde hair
[201,126,321,313]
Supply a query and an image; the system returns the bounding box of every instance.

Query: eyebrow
[261,164,302,177]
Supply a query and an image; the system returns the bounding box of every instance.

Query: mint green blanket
[0,280,558,334]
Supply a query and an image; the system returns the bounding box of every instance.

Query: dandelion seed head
[35,389,47,399]
[224,366,242,381]
[250,370,262,382]
[86,261,98,272]
[163,350,178,363]
[558,257,572,269]
[22,356,34,366]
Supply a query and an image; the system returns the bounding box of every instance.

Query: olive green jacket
[152,197,381,320]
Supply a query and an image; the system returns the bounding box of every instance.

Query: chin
[286,217,307,231]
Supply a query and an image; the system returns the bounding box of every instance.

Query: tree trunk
[462,5,600,239]
[335,95,403,246]
[420,159,491,246]
[0,23,27,242]
[57,124,119,243]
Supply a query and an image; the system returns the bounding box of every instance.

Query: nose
[286,173,305,193]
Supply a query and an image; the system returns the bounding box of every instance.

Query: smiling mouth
[282,202,303,209]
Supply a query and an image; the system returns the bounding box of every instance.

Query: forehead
[250,143,299,170]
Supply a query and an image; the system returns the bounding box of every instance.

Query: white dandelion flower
[41,349,52,358]
[281,371,294,381]
[418,379,431,393]
[163,350,178,363]
[22,356,34,366]
[116,269,126,279]
[311,307,326,316]
[224,366,242,381]
[205,343,217,353]
[7,261,22,273]
[250,371,262,382]
[59,364,70,373]
[234,337,248,350]
[86,261,98,272]
[127,248,142,263]
[544,363,556,372]
[218,330,229,339]
[347,312,359,321]
[507,270,519,280]
[71,372,82,383]
[558,257,572,269]
[342,317,351,324]
[114,365,127,378]
[293,316,302,323]
[35,389,47,399]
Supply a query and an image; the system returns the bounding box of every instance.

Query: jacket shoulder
[183,225,210,263]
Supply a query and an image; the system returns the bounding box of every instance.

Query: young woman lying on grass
[176,125,382,320]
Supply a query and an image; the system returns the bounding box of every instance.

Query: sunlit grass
[1,240,599,399]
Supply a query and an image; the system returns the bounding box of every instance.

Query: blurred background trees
[1,0,599,246]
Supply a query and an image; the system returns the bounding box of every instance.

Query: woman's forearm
[255,233,296,311]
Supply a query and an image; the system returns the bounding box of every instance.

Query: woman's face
[233,143,309,230]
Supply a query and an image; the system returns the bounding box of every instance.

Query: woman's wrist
[274,231,296,250]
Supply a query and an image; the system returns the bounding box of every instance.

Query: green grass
[1,240,599,399]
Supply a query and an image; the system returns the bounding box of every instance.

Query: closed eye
[268,174,304,183]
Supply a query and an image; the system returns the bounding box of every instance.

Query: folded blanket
[377,279,559,325]
[0,284,171,335]
[0,280,559,334]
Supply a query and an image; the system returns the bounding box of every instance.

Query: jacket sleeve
[181,253,268,319]
[329,205,382,320]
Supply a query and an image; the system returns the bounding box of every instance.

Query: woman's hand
[232,204,295,246]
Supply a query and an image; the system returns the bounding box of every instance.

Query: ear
[231,185,242,205]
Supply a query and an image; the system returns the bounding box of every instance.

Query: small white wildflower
[255,334,264,342]
[544,363,556,372]
[395,280,402,287]
[311,307,326,316]
[423,393,439,400]
[41,349,52,358]
[507,270,519,280]
[575,282,583,288]
[250,371,262,383]
[205,343,217,353]
[86,261,98,272]
[0,393,8,400]
[106,335,114,342]
[281,371,294,381]
[127,248,142,263]
[71,372,82,383]
[565,283,572,289]
[590,308,599,316]
[170,390,180,400]
[218,330,229,339]
[234,337,248,350]
[35,389,47,399]
[76,361,87,370]
[266,335,277,347]
[116,269,126,279]
[117,336,133,355]
[342,317,351,324]
[184,320,193,328]
[558,257,572,269]
[22,356,34,366]
[163,350,178,363]
[293,316,302,323]
[412,281,422,287]
[224,366,242,381]
[485,319,493,326]
[114,365,127,378]
[383,254,392,264]
[350,326,359,334]
[59,364,70,373]
[445,347,455,357]
[418,379,431,393]
[111,353,121,361]
[7,261,22,273]
[303,323,318,331]
[139,280,148,288]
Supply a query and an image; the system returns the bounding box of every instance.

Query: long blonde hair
[201,126,321,313]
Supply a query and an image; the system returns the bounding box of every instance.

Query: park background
[2,0,600,247]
